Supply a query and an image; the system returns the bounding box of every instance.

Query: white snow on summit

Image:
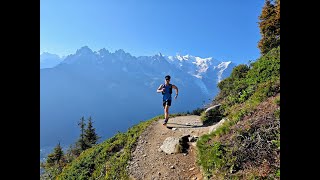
[193,56,213,75]
[41,48,234,98]
[164,54,232,81]
[215,61,232,82]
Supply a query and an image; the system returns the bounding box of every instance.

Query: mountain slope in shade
[40,46,235,148]
[40,52,64,69]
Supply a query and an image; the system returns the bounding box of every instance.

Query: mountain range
[40,46,236,149]
[40,52,63,69]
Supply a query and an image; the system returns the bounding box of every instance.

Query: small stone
[183,153,187,156]
[189,167,195,171]
[158,172,161,176]
[170,165,175,169]
[172,128,177,131]
[143,154,147,157]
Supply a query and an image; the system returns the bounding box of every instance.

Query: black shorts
[163,100,172,107]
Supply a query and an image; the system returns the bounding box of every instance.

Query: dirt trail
[127,115,220,180]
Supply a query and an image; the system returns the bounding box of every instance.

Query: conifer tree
[41,142,65,179]
[75,116,89,153]
[53,142,64,162]
[46,142,64,165]
[84,116,100,148]
[258,0,280,55]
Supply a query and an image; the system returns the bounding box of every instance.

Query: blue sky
[40,0,264,64]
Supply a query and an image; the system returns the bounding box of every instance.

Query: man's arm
[172,85,178,99]
[156,84,164,93]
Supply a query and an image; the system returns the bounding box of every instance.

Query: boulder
[160,137,182,154]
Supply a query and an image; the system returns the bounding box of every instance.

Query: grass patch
[200,106,223,125]
[56,113,185,179]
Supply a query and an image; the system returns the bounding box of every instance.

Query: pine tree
[42,142,66,179]
[84,116,100,148]
[258,0,280,55]
[75,116,89,153]
[46,142,64,166]
[53,142,64,162]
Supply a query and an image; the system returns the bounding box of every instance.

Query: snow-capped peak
[175,54,192,61]
[167,56,174,61]
[163,54,216,78]
[217,61,231,69]
[193,56,212,68]
[182,54,190,60]
[176,54,184,61]
[215,61,232,82]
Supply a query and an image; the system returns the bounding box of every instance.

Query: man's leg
[162,101,167,125]
[164,105,169,120]
[166,100,171,121]
[163,101,166,119]
[162,100,170,125]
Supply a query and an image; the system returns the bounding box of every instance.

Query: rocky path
[127,115,222,180]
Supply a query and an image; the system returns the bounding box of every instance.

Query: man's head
[165,75,171,83]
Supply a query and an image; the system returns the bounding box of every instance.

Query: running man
[156,75,179,125]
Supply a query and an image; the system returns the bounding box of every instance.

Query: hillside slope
[197,46,280,179]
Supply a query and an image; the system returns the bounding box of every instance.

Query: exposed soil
[127,115,221,180]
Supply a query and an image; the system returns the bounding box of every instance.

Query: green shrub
[230,64,250,79]
[200,107,223,125]
[191,107,205,115]
[274,109,280,120]
[274,96,280,106]
[246,46,280,85]
[197,142,225,178]
[271,140,280,150]
[197,46,280,179]
[276,169,280,178]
